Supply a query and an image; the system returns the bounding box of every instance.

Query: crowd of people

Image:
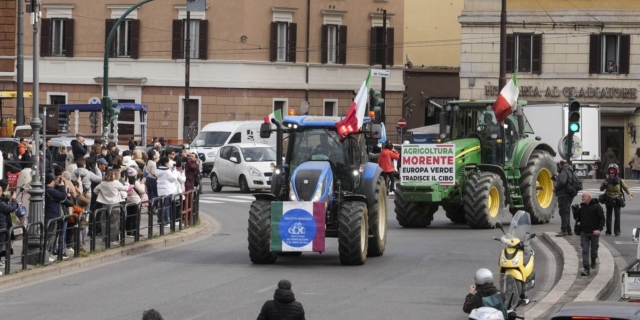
[0,133,202,264]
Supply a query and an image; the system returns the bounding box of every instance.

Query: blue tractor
[248,116,387,265]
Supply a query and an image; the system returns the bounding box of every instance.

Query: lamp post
[102,0,154,145]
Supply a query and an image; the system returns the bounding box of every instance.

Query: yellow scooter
[494,210,536,303]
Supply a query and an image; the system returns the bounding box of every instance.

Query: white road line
[256,285,274,293]
[614,241,637,245]
[200,197,252,203]
[199,200,224,204]
[228,195,258,200]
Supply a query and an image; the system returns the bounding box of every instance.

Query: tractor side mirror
[495,222,505,234]
[260,123,271,139]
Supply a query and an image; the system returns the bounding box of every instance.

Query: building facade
[0,0,404,142]
[459,0,640,177]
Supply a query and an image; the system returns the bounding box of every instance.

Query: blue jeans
[634,170,640,180]
[156,197,171,224]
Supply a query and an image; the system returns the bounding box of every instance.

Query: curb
[0,215,212,290]
[526,232,578,320]
[574,235,616,301]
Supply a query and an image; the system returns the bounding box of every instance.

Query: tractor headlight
[289,181,297,201]
[248,166,261,176]
[512,255,520,266]
[352,170,359,176]
[501,257,507,265]
[311,181,324,202]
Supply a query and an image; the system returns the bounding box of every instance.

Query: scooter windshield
[499,273,520,310]
[505,210,532,245]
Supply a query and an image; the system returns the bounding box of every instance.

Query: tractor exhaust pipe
[428,100,447,138]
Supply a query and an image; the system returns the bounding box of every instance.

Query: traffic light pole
[102,0,154,145]
[380,10,387,124]
[498,0,507,90]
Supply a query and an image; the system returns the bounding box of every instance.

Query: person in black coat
[573,191,606,276]
[257,280,305,320]
[0,179,18,270]
[71,133,89,161]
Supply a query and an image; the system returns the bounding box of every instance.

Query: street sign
[88,97,100,104]
[371,69,391,78]
[398,118,407,128]
[187,0,206,12]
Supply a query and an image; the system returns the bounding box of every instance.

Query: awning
[58,103,147,112]
[599,103,638,115]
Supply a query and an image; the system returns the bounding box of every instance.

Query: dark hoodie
[463,283,502,314]
[257,288,305,320]
[573,198,605,233]
[601,150,618,173]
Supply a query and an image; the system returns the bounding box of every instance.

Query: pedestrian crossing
[578,187,640,196]
[199,194,256,204]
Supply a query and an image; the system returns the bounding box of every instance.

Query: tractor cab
[446,100,534,165]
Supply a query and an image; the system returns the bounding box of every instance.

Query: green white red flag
[336,70,371,138]
[492,73,519,122]
[271,202,326,252]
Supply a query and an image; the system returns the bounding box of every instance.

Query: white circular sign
[88,97,101,104]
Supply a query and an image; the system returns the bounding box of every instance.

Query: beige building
[0,0,405,142]
[404,0,463,67]
[459,0,640,178]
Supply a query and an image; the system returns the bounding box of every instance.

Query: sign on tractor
[400,144,456,184]
[270,202,326,252]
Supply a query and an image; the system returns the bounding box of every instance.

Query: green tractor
[394,100,557,229]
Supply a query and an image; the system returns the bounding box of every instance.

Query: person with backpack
[462,268,507,319]
[600,164,633,236]
[257,279,305,320]
[555,159,580,237]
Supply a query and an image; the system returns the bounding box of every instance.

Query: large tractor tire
[338,201,369,266]
[443,204,466,224]
[394,187,438,228]
[367,175,387,257]
[464,172,505,229]
[520,151,558,224]
[248,200,277,264]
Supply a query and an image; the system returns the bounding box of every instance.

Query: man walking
[555,159,576,237]
[257,279,305,320]
[573,191,605,276]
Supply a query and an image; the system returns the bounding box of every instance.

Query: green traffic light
[569,123,580,132]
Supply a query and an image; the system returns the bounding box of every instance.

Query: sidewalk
[526,232,616,320]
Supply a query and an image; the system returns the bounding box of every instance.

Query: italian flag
[271,202,326,252]
[492,73,520,122]
[264,109,282,124]
[336,70,371,138]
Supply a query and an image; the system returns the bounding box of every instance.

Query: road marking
[256,285,274,293]
[200,197,252,203]
[614,241,637,245]
[199,200,224,204]
[228,195,257,200]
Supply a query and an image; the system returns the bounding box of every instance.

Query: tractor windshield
[289,129,346,174]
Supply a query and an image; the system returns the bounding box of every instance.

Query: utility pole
[498,0,507,90]
[381,9,387,124]
[16,0,24,125]
[27,0,44,264]
[185,11,190,140]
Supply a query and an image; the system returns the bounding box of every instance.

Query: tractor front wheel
[338,201,369,265]
[367,175,387,257]
[464,172,505,229]
[394,187,438,228]
[520,151,558,224]
[248,200,277,264]
[443,204,466,224]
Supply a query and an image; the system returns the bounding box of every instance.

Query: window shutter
[105,19,117,58]
[505,34,514,73]
[369,27,377,66]
[130,19,140,59]
[321,25,328,64]
[288,23,297,63]
[338,25,347,65]
[619,34,630,75]
[64,19,74,57]
[531,34,542,74]
[199,20,208,60]
[270,22,277,62]
[171,19,183,59]
[40,18,51,57]
[589,34,601,74]
[386,27,394,66]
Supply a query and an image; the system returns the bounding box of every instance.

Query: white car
[210,143,276,193]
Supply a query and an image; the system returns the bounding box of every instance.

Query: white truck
[522,103,601,178]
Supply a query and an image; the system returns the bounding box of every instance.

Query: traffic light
[370,89,384,123]
[101,98,120,123]
[568,95,580,134]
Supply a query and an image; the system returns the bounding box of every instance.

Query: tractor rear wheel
[394,187,438,228]
[464,172,505,229]
[248,200,277,264]
[367,175,387,257]
[520,151,558,224]
[443,204,466,224]
[338,201,369,266]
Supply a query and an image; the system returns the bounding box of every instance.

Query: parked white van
[190,121,276,174]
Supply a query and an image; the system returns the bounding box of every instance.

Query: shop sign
[485,85,637,99]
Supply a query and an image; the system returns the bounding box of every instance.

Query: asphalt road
[0,187,562,320]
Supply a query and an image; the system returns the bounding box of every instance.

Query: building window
[321,25,348,65]
[590,34,630,75]
[52,19,66,56]
[324,100,337,117]
[327,25,337,63]
[184,19,200,59]
[506,34,542,74]
[274,100,287,116]
[369,27,394,66]
[270,22,297,63]
[116,20,131,57]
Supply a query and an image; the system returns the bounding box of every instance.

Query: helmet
[475,268,494,285]
[608,163,619,173]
